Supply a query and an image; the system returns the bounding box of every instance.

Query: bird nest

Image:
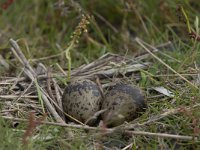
[1,39,195,143]
[0,39,150,124]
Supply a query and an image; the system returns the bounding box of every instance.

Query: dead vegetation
[0,0,200,149]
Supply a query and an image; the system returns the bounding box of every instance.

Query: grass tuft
[1,0,200,149]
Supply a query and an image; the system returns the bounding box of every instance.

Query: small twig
[30,52,63,62]
[46,69,56,102]
[121,143,133,150]
[14,103,42,109]
[95,76,104,98]
[1,109,19,113]
[125,130,197,141]
[52,79,65,119]
[35,79,45,113]
[0,54,9,69]
[0,77,25,84]
[2,116,198,141]
[15,80,34,102]
[56,63,67,76]
[84,109,106,125]
[0,95,38,99]
[10,42,36,79]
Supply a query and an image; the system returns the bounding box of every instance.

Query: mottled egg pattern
[102,83,146,127]
[62,79,102,124]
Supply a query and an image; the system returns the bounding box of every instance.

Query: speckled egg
[62,79,102,125]
[101,83,146,127]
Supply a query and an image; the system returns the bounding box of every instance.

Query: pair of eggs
[62,79,146,127]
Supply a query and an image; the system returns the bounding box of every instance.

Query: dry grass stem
[135,38,198,89]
